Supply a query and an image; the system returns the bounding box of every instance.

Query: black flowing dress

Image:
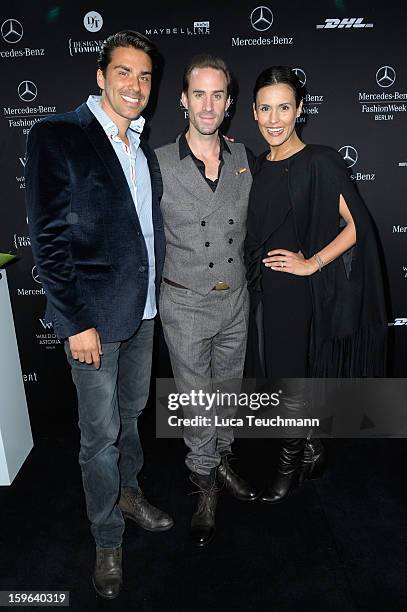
[245,149,312,379]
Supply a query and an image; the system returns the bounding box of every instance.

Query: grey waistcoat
[155,136,252,295]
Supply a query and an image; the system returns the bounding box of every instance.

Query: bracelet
[313,253,326,272]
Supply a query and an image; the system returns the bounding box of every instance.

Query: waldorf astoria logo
[15,154,26,189]
[357,65,407,122]
[231,5,294,47]
[0,18,46,59]
[36,318,61,349]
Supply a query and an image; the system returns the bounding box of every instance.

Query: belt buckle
[214,281,229,291]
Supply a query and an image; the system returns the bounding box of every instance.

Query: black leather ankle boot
[299,438,326,484]
[260,438,306,504]
[217,455,257,501]
[190,471,221,547]
[92,546,122,599]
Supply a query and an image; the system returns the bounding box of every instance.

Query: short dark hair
[253,66,303,107]
[97,30,158,74]
[182,54,232,96]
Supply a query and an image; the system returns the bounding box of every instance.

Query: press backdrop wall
[1,0,406,429]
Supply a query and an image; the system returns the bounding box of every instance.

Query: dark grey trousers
[160,283,249,475]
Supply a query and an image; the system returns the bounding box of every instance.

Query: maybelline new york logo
[316,17,373,29]
[358,66,407,122]
[3,81,56,134]
[338,146,375,182]
[0,18,45,58]
[144,20,209,36]
[232,5,294,47]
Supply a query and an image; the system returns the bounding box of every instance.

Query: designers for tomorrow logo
[376,66,396,88]
[83,11,103,32]
[1,18,23,43]
[18,80,37,102]
[250,6,274,31]
[338,146,358,168]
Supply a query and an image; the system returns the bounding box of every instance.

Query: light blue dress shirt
[86,95,156,319]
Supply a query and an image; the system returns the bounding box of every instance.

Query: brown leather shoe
[119,487,174,532]
[92,546,122,600]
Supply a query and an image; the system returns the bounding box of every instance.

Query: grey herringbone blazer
[155,135,252,295]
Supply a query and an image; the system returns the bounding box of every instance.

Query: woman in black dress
[245,67,387,503]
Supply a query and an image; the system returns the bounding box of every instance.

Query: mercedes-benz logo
[250,6,273,31]
[1,18,23,44]
[338,145,358,168]
[32,266,41,284]
[376,65,396,88]
[292,68,306,87]
[18,80,37,102]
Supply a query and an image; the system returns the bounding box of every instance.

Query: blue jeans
[65,319,154,548]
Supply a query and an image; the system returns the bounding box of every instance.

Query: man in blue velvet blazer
[25,31,171,599]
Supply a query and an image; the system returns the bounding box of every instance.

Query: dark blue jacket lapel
[75,103,143,234]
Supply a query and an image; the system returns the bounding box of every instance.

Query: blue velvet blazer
[25,103,165,342]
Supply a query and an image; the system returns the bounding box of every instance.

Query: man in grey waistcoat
[155,54,257,547]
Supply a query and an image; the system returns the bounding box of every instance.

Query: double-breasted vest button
[228,258,233,263]
[201,220,206,226]
[138,265,146,272]
[228,219,234,224]
[228,238,233,244]
[208,262,214,268]
[205,241,210,247]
